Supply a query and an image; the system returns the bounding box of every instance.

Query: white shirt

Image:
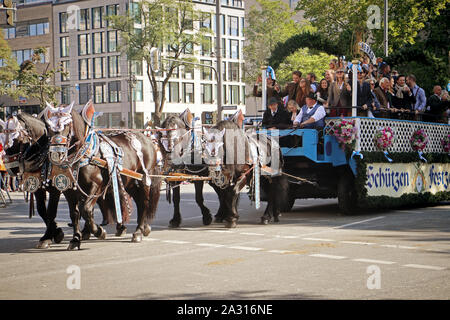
[293,103,326,125]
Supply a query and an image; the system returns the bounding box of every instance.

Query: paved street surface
[0,184,449,300]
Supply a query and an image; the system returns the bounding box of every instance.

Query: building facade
[0,0,55,116]
[52,0,245,128]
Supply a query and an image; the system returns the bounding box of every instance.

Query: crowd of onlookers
[254,56,450,130]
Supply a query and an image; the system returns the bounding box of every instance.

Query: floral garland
[374,127,394,151]
[410,129,428,152]
[332,118,358,151]
[441,134,450,153]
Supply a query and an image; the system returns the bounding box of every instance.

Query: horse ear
[63,101,75,114]
[82,100,95,126]
[45,101,53,109]
[218,128,226,138]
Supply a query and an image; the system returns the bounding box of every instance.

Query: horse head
[0,113,48,176]
[202,126,225,160]
[43,100,83,166]
[158,109,192,157]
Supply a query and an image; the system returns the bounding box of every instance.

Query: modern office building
[0,0,55,116]
[51,0,246,128]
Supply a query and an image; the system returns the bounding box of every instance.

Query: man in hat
[293,92,326,130]
[262,96,291,129]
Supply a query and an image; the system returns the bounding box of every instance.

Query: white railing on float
[325,117,450,153]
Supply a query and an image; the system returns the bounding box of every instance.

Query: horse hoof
[115,226,127,237]
[81,230,91,241]
[67,240,81,251]
[214,217,223,223]
[36,239,51,249]
[143,225,151,237]
[98,228,106,240]
[225,221,237,228]
[169,221,180,228]
[203,215,213,226]
[260,218,270,225]
[67,223,73,227]
[131,233,142,243]
[274,217,280,223]
[53,228,64,244]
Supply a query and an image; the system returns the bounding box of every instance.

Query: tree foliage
[0,31,22,101]
[276,48,336,85]
[243,0,302,84]
[108,0,210,126]
[296,0,449,57]
[17,47,63,110]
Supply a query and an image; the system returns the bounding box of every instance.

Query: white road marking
[267,250,294,254]
[302,237,336,242]
[334,216,386,229]
[340,241,375,246]
[195,243,225,248]
[162,240,191,244]
[275,235,299,239]
[353,258,396,265]
[309,254,347,260]
[207,230,233,233]
[227,246,263,251]
[403,264,446,271]
[240,232,265,236]
[143,238,160,241]
[398,246,419,250]
[380,244,418,250]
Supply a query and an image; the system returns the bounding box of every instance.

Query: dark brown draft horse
[44,101,161,250]
[157,109,212,228]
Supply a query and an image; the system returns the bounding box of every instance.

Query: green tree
[0,30,22,101]
[108,0,210,126]
[243,0,302,84]
[296,0,449,57]
[17,47,64,111]
[276,48,337,85]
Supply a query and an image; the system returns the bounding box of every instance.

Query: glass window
[131,60,142,76]
[23,49,31,62]
[60,36,69,57]
[133,80,143,102]
[222,38,226,57]
[29,24,37,36]
[94,82,106,103]
[229,16,238,36]
[61,61,70,81]
[37,23,44,35]
[183,65,194,80]
[107,4,119,27]
[182,10,193,30]
[129,2,141,24]
[108,56,120,77]
[79,58,90,80]
[201,84,213,104]
[78,34,90,55]
[229,39,239,59]
[44,22,49,34]
[93,32,105,54]
[183,42,193,55]
[228,62,239,82]
[168,82,179,103]
[171,67,179,79]
[183,83,194,104]
[79,83,92,104]
[107,31,118,52]
[93,57,105,79]
[202,37,212,56]
[201,59,212,80]
[201,12,211,29]
[222,61,227,81]
[79,9,91,31]
[109,81,121,103]
[61,85,70,105]
[229,85,239,104]
[60,12,68,33]
[92,7,103,29]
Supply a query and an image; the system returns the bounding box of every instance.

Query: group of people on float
[255,57,450,131]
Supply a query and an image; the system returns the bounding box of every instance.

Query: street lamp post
[384,0,388,57]
[215,0,223,121]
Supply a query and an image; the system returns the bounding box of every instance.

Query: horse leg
[80,194,106,241]
[129,187,146,243]
[46,189,64,243]
[195,181,212,226]
[225,190,239,228]
[67,197,82,251]
[169,184,182,228]
[211,185,225,223]
[272,179,281,223]
[35,189,52,249]
[143,180,161,236]
[261,179,273,225]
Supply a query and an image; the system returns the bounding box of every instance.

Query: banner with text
[366,163,450,197]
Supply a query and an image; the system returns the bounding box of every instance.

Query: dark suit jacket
[427,94,449,121]
[373,86,392,109]
[279,82,299,102]
[262,108,291,129]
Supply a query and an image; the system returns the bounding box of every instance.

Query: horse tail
[147,177,161,222]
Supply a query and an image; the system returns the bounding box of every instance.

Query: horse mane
[18,112,47,142]
[161,115,186,129]
[70,109,87,142]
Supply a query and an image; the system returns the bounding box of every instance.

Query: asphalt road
[0,184,449,300]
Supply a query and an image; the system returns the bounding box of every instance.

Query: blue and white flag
[266,66,276,81]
